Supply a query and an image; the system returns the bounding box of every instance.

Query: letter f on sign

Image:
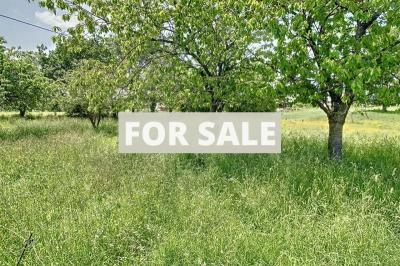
[126,122,140,146]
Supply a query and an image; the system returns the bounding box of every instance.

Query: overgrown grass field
[1,108,399,265]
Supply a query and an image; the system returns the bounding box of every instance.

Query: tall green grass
[0,114,399,265]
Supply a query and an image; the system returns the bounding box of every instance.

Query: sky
[0,0,78,51]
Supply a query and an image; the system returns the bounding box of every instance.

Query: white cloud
[35,11,79,31]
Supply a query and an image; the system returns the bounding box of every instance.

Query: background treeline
[0,35,277,121]
[1,0,400,159]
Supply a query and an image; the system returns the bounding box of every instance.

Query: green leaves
[64,59,118,117]
[30,0,399,114]
[34,0,278,112]
[1,49,53,115]
[265,0,400,112]
[0,37,6,107]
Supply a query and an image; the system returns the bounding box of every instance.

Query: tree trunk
[89,114,101,129]
[89,116,96,128]
[150,100,157,112]
[328,114,346,160]
[210,98,224,112]
[206,85,224,112]
[382,103,387,112]
[318,91,353,160]
[96,115,101,128]
[19,109,26,117]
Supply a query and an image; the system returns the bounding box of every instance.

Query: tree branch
[316,99,332,115]
[356,12,381,40]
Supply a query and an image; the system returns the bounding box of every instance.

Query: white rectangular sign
[119,112,281,153]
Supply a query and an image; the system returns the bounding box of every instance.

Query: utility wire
[0,12,131,74]
[0,14,66,36]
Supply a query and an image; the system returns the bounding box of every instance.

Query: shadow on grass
[0,112,65,120]
[94,120,118,137]
[0,117,88,142]
[0,116,118,142]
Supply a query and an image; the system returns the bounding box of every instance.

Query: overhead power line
[0,14,66,36]
[0,11,131,73]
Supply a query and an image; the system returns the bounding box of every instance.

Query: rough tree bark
[327,110,347,160]
[318,94,353,160]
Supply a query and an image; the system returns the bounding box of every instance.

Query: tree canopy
[37,0,276,112]
[64,59,119,128]
[4,0,400,158]
[0,37,6,107]
[262,0,400,158]
[2,49,52,116]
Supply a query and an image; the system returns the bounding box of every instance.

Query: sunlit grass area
[0,111,65,118]
[1,109,399,265]
[283,107,400,137]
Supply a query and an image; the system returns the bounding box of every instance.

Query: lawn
[1,108,399,265]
